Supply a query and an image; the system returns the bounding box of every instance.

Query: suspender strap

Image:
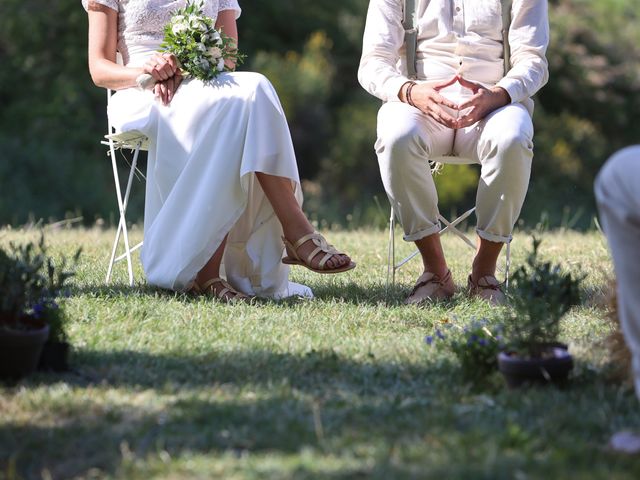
[403,0,418,79]
[501,0,513,74]
[403,0,513,79]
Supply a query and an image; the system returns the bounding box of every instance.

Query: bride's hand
[154,69,183,105]
[143,52,180,82]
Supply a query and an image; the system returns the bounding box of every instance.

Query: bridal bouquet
[162,1,244,80]
[138,0,244,88]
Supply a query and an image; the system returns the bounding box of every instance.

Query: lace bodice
[82,0,241,65]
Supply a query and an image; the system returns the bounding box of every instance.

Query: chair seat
[102,131,149,151]
[431,155,476,165]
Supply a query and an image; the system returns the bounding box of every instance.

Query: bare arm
[86,2,140,89]
[215,9,239,69]
[86,1,179,91]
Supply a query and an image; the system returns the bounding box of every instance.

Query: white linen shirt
[358,0,549,105]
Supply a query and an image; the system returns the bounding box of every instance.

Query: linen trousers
[376,98,534,244]
[595,146,640,400]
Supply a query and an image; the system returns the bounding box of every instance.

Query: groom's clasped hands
[401,74,511,129]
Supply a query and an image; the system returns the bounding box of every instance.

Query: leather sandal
[188,277,252,303]
[467,274,506,306]
[282,232,356,274]
[405,269,455,305]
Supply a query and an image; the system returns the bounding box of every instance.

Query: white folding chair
[101,89,149,286]
[386,162,511,290]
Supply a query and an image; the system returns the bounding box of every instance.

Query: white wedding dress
[83,0,312,298]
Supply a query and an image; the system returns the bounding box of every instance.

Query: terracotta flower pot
[37,341,71,372]
[497,343,573,388]
[0,315,50,381]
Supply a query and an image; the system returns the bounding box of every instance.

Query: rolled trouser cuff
[404,222,441,242]
[476,227,511,244]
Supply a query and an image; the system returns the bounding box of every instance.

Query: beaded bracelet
[405,81,418,108]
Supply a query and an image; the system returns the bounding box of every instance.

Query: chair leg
[505,240,511,291]
[385,203,513,293]
[106,219,124,284]
[438,208,476,250]
[106,140,142,286]
[386,207,396,289]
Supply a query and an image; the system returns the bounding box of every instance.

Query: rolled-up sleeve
[358,0,408,102]
[496,0,549,103]
[81,0,118,12]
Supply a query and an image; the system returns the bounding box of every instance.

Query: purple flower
[32,303,45,319]
[425,335,434,346]
[436,329,445,340]
[479,339,488,346]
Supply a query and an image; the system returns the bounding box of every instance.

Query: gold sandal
[282,232,356,274]
[188,277,252,303]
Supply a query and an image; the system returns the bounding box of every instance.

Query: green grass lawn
[2,226,640,479]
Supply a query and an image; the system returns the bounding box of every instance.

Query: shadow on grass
[70,280,425,307]
[53,347,454,391]
[4,348,640,478]
[1,348,463,479]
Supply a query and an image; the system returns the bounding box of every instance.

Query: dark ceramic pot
[0,315,50,380]
[497,343,573,388]
[38,341,71,372]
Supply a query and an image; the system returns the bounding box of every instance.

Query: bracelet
[405,81,417,108]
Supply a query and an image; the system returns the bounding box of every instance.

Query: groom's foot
[405,270,455,305]
[467,274,506,306]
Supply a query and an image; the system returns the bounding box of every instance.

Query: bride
[83,0,355,302]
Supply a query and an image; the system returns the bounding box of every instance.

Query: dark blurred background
[1,0,639,229]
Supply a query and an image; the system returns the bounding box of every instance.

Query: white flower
[210,30,221,42]
[189,15,208,32]
[207,46,222,59]
[198,58,210,70]
[217,58,225,72]
[196,43,207,53]
[171,21,188,35]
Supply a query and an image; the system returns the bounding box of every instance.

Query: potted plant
[497,237,584,388]
[426,316,504,382]
[0,235,79,380]
[37,295,72,372]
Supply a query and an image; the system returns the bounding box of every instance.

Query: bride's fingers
[162,53,180,72]
[154,81,167,105]
[166,78,174,103]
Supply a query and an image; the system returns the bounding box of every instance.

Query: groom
[358,0,549,305]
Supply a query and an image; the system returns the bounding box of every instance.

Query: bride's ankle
[282,225,315,244]
[196,272,220,286]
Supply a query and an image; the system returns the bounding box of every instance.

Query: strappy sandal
[405,270,455,305]
[282,232,356,274]
[467,274,506,306]
[188,277,252,304]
